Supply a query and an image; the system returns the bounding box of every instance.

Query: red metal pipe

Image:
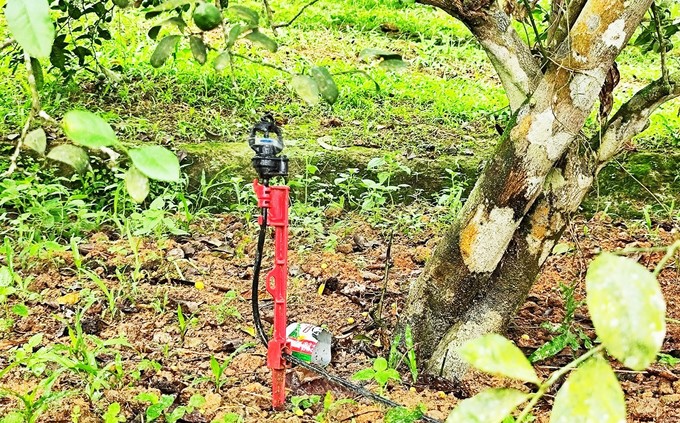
[253,179,290,410]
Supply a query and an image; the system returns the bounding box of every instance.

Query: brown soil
[0,213,678,422]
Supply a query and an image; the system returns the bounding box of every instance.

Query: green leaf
[351,368,375,381]
[63,110,117,148]
[103,402,123,423]
[291,75,320,105]
[5,0,55,58]
[136,392,159,404]
[550,355,625,423]
[245,29,277,53]
[459,334,540,384]
[125,166,150,203]
[445,388,528,423]
[586,253,666,370]
[24,127,46,155]
[226,24,244,48]
[128,146,180,183]
[150,35,181,68]
[11,303,28,317]
[188,393,206,409]
[0,267,11,287]
[310,66,339,104]
[47,144,89,173]
[166,406,186,423]
[31,57,44,90]
[373,357,388,372]
[210,356,221,377]
[190,36,207,65]
[146,394,175,421]
[384,406,423,423]
[214,52,232,72]
[228,5,259,25]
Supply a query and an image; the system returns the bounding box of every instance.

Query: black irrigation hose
[250,207,442,423]
[252,207,270,348]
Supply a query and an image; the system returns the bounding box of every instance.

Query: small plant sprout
[135,392,205,423]
[177,304,198,344]
[206,343,255,391]
[351,357,401,391]
[290,394,321,416]
[102,402,125,423]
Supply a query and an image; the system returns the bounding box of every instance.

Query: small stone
[361,271,382,282]
[166,248,185,261]
[203,393,222,414]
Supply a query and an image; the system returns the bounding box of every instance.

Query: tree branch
[0,39,15,52]
[651,2,670,87]
[596,72,680,164]
[272,0,321,29]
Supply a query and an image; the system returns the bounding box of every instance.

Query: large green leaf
[214,52,232,71]
[63,110,117,148]
[150,35,181,68]
[125,166,150,203]
[24,127,46,155]
[291,75,320,105]
[459,334,540,384]
[128,146,180,183]
[5,0,55,58]
[228,5,259,26]
[446,388,528,423]
[47,145,89,173]
[226,24,244,48]
[586,253,666,370]
[189,36,207,65]
[310,66,339,105]
[245,29,277,53]
[550,356,625,423]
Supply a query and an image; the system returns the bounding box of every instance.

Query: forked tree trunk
[403,0,678,381]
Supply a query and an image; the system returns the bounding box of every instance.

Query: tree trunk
[404,0,676,381]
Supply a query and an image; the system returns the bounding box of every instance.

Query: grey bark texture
[404,0,678,381]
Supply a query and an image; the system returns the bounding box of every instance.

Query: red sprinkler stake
[253,179,290,410]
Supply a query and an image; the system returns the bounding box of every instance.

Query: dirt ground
[0,212,678,422]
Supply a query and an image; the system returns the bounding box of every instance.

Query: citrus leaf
[459,333,540,384]
[550,356,625,423]
[291,75,320,105]
[310,66,339,104]
[125,166,150,203]
[226,24,244,48]
[47,145,89,173]
[63,110,117,148]
[189,36,207,65]
[5,0,55,59]
[150,35,181,68]
[24,127,46,155]
[148,26,161,40]
[128,146,180,182]
[229,5,259,25]
[214,51,231,71]
[586,253,666,370]
[445,388,528,423]
[245,29,277,53]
